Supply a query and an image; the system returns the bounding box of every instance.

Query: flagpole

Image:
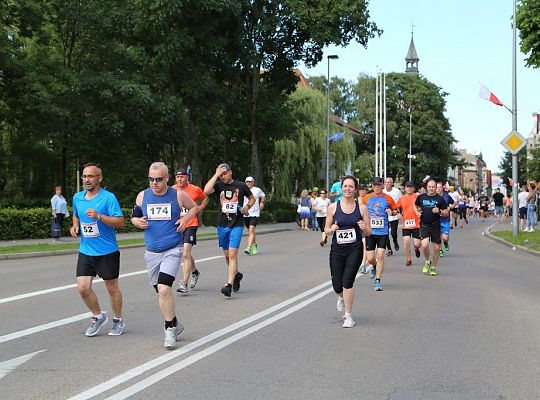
[511,0,519,236]
[383,73,387,179]
[375,73,379,177]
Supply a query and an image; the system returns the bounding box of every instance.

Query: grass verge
[491,230,540,252]
[0,233,216,255]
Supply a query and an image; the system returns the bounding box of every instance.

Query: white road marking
[0,255,223,304]
[0,350,46,379]
[69,280,333,400]
[0,313,91,344]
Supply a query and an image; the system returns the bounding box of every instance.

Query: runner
[131,162,198,349]
[457,190,469,228]
[362,176,398,291]
[383,177,402,256]
[329,175,345,203]
[325,175,371,327]
[172,168,209,293]
[204,163,255,297]
[415,179,449,276]
[70,163,125,337]
[312,189,331,246]
[436,182,454,257]
[478,191,490,221]
[396,181,421,267]
[448,186,460,228]
[357,184,370,273]
[243,176,266,254]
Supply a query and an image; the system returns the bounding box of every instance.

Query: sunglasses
[148,176,166,182]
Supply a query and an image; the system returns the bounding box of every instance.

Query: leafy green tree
[352,72,455,183]
[517,0,540,68]
[307,75,357,121]
[526,147,540,181]
[498,150,527,188]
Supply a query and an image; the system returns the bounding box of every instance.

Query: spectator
[51,185,69,242]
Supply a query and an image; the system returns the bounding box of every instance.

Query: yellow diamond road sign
[501,130,526,154]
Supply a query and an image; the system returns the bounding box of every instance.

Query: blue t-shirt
[142,187,183,252]
[362,193,397,235]
[330,181,343,202]
[72,188,123,256]
[440,192,454,223]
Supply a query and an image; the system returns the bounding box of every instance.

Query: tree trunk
[188,109,201,185]
[249,66,263,186]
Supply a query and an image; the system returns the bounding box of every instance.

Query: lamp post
[408,108,413,181]
[326,54,338,191]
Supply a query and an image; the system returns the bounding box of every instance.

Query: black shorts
[76,250,120,280]
[183,227,198,245]
[366,234,387,251]
[244,216,259,228]
[402,228,421,239]
[519,207,527,219]
[420,224,441,244]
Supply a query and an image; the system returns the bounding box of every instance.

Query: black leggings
[329,243,362,293]
[458,208,467,220]
[386,219,399,250]
[316,217,326,231]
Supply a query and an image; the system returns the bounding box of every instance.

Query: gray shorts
[144,246,183,286]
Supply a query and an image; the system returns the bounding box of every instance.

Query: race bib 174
[147,203,172,220]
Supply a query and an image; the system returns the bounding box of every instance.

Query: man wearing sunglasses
[70,163,125,337]
[131,162,198,349]
[204,163,255,298]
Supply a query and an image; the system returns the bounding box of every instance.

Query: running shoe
[439,249,444,258]
[414,247,421,258]
[85,314,108,337]
[359,264,367,274]
[336,296,345,313]
[394,242,399,251]
[369,266,376,279]
[422,261,431,274]
[405,259,412,267]
[373,279,383,291]
[444,242,449,252]
[430,266,438,276]
[163,323,184,349]
[386,250,393,256]
[320,240,324,247]
[189,270,200,289]
[108,318,125,336]
[342,316,355,328]
[233,272,243,292]
[221,283,232,297]
[252,244,258,254]
[243,247,251,255]
[176,281,188,293]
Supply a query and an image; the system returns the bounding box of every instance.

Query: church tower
[405,26,419,75]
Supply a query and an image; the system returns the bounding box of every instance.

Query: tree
[526,147,540,182]
[307,75,357,121]
[352,73,456,183]
[498,150,527,187]
[517,0,540,68]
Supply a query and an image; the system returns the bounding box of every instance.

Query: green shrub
[272,208,297,222]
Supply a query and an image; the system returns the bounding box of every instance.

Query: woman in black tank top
[324,176,371,328]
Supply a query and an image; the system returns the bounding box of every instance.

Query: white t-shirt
[383,187,402,222]
[449,191,460,207]
[312,197,331,217]
[518,191,528,208]
[243,186,265,217]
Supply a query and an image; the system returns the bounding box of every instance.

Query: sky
[297,0,539,173]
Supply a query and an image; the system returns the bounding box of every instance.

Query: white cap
[245,176,254,182]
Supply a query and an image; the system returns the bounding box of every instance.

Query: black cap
[372,177,383,184]
[218,163,231,172]
[404,181,415,187]
[359,183,367,190]
[175,168,188,176]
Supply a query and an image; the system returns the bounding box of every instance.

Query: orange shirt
[396,193,420,229]
[172,183,206,228]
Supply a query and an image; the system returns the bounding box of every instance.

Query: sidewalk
[0,222,298,260]
[484,218,540,257]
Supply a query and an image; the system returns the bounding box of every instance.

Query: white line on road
[0,255,223,305]
[0,350,47,379]
[69,280,333,400]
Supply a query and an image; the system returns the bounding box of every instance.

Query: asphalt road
[1,219,539,400]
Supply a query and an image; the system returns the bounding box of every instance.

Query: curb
[484,223,540,258]
[0,227,292,261]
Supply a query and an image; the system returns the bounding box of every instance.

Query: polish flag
[478,83,503,106]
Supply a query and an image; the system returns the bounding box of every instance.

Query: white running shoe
[336,296,345,313]
[342,316,355,328]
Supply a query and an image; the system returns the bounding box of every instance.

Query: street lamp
[407,108,415,181]
[326,54,339,191]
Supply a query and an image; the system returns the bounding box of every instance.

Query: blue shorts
[217,226,243,250]
[440,220,450,236]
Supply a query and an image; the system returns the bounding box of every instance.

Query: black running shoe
[394,242,399,251]
[233,272,243,292]
[221,284,232,297]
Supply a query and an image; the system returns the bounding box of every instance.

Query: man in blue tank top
[70,163,125,337]
[131,162,198,349]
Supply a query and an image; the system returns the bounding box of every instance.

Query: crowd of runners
[68,162,538,346]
